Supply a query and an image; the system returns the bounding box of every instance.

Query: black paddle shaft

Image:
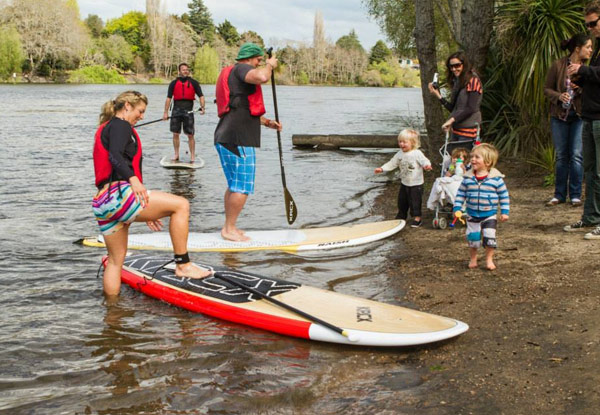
[135,108,200,128]
[267,48,297,225]
[212,271,348,338]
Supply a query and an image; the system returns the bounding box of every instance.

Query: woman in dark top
[428,51,483,151]
[92,90,210,296]
[543,34,592,207]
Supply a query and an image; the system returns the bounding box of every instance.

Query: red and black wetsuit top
[93,118,143,189]
[216,65,266,118]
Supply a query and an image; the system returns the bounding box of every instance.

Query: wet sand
[372,158,599,414]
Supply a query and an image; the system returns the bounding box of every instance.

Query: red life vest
[216,65,266,118]
[93,120,143,187]
[172,78,196,101]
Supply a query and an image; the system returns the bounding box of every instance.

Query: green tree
[369,40,391,63]
[336,29,364,51]
[187,0,215,44]
[0,24,24,80]
[217,19,240,46]
[85,14,104,38]
[193,44,219,83]
[483,0,587,155]
[104,11,148,57]
[98,34,134,69]
[240,30,265,48]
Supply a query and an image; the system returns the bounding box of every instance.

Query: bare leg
[102,225,130,296]
[172,133,180,161]
[187,134,195,162]
[136,190,210,278]
[222,189,249,241]
[485,247,496,270]
[468,247,478,269]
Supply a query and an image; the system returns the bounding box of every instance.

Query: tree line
[0,0,418,87]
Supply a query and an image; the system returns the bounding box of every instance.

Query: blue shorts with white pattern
[215,143,256,195]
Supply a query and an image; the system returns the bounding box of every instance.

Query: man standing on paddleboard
[214,43,282,242]
[163,63,205,163]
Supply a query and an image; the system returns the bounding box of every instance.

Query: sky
[77,0,387,50]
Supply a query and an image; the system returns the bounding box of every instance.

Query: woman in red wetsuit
[92,90,210,296]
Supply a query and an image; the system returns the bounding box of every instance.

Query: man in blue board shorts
[163,63,205,162]
[214,43,281,242]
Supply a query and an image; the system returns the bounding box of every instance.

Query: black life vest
[173,78,196,101]
[93,120,143,188]
[216,65,266,118]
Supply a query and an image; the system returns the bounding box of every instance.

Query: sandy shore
[373,158,599,414]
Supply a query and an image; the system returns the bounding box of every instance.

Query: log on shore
[292,134,400,149]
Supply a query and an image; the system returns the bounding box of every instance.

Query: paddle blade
[284,188,297,225]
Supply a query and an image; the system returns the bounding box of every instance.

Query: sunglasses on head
[449,62,463,69]
[585,17,600,28]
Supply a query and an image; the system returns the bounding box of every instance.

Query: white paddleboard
[82,220,405,253]
[160,156,205,169]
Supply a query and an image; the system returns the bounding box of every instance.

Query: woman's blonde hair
[99,90,148,125]
[398,128,420,149]
[471,143,499,169]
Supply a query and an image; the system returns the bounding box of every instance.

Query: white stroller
[428,129,478,229]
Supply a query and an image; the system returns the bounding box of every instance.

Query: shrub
[68,65,127,84]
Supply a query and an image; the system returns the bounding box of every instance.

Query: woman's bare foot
[175,263,212,279]
[468,260,478,269]
[221,229,250,242]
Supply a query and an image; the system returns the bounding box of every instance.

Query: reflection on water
[0,84,425,414]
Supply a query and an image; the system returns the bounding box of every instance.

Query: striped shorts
[92,181,144,235]
[466,214,497,249]
[215,143,256,195]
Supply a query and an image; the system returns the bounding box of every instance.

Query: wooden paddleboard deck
[82,220,406,253]
[160,156,205,169]
[117,254,468,346]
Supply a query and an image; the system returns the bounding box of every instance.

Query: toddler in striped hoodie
[453,143,510,270]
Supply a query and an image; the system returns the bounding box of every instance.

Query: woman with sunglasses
[93,90,211,296]
[543,33,592,208]
[428,51,483,152]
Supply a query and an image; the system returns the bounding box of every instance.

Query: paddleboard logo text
[317,240,349,247]
[356,306,372,323]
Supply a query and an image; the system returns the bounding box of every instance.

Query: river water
[0,84,426,414]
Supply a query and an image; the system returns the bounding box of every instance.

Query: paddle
[266,47,298,225]
[135,108,201,128]
[211,270,357,341]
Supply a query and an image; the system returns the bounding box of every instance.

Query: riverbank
[373,158,599,414]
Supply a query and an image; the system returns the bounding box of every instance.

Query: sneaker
[411,219,422,228]
[571,198,582,207]
[546,198,563,207]
[584,225,600,240]
[563,220,592,232]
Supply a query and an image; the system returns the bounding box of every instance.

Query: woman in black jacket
[428,51,483,152]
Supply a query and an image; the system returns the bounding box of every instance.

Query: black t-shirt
[214,63,262,148]
[99,118,141,187]
[167,77,203,111]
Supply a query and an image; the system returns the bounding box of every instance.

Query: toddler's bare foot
[486,261,496,271]
[221,229,250,242]
[176,263,212,279]
[468,261,478,269]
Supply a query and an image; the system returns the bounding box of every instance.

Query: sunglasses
[449,62,463,69]
[585,17,600,28]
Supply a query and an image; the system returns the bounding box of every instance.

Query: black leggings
[397,184,423,219]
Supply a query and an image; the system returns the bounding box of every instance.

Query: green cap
[236,42,264,60]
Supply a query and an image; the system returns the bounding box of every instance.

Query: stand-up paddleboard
[113,254,468,346]
[82,220,405,253]
[160,156,205,169]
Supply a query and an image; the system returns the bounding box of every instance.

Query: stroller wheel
[432,218,439,229]
[438,217,448,229]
